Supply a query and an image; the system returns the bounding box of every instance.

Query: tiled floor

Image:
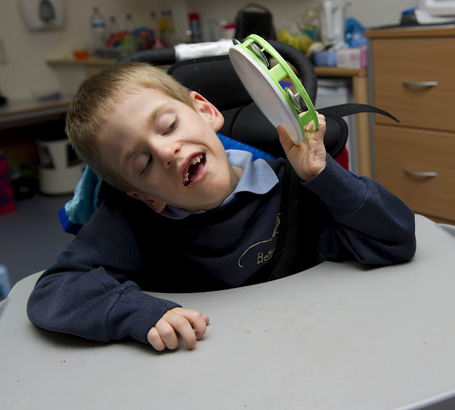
[0,194,73,285]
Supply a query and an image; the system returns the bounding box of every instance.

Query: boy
[27,62,416,352]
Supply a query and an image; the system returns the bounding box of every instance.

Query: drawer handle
[402,81,439,88]
[403,169,438,178]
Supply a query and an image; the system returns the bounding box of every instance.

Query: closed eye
[164,119,177,135]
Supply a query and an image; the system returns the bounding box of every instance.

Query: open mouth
[182,153,206,186]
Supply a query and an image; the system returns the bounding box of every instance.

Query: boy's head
[66,62,242,213]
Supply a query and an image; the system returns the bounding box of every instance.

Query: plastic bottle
[150,11,166,48]
[158,10,171,46]
[89,7,106,52]
[222,23,236,39]
[107,16,120,38]
[150,11,158,37]
[125,13,135,34]
[167,10,176,45]
[301,7,321,41]
[187,13,202,43]
[123,13,138,54]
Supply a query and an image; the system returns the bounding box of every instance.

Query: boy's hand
[277,113,327,181]
[147,307,210,351]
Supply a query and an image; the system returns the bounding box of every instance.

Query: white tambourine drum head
[229,45,304,145]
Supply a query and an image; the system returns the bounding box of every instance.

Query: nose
[151,138,181,168]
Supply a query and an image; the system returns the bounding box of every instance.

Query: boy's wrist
[303,155,367,217]
[300,162,327,182]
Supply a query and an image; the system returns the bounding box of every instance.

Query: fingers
[277,125,294,152]
[156,318,181,349]
[184,310,210,340]
[147,308,210,352]
[314,113,326,133]
[304,120,316,132]
[305,113,326,134]
[147,326,166,351]
[277,113,326,150]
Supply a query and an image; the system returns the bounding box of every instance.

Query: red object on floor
[0,152,16,215]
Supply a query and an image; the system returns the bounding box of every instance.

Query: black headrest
[118,47,177,65]
[169,55,252,110]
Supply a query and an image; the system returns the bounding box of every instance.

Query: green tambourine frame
[232,34,318,142]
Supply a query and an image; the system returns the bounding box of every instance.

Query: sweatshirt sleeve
[27,203,180,345]
[303,156,416,265]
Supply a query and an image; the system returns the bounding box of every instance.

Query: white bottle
[89,7,106,52]
[125,12,135,33]
[107,16,120,38]
[149,11,158,36]
[319,0,346,47]
[166,10,176,45]
[123,13,138,54]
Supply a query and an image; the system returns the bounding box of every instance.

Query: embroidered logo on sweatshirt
[237,214,280,268]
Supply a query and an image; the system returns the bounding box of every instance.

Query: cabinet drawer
[372,37,455,132]
[376,124,455,221]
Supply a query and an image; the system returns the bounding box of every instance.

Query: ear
[127,191,166,213]
[190,91,224,132]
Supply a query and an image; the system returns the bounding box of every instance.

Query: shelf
[46,58,171,76]
[47,58,116,67]
[314,66,366,78]
[0,97,71,129]
[47,58,366,77]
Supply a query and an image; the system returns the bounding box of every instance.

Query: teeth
[191,155,203,165]
[183,154,203,185]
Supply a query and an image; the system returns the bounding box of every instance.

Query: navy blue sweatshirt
[27,157,416,345]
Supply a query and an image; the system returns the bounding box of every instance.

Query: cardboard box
[336,46,367,68]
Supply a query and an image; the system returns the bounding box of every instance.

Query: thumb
[277,125,294,153]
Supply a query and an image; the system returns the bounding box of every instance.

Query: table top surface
[1,215,455,410]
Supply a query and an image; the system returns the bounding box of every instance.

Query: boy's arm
[278,115,416,265]
[304,155,416,265]
[27,203,205,348]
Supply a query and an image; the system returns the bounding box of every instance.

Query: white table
[1,215,455,410]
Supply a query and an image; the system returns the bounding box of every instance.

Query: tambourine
[229,34,318,144]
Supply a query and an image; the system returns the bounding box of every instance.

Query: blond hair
[66,62,194,192]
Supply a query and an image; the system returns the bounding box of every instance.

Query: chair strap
[318,103,400,123]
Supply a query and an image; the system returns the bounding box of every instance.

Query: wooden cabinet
[367,27,455,224]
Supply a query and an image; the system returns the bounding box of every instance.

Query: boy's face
[98,88,242,213]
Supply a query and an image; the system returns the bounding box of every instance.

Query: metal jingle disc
[286,87,304,113]
[249,42,270,68]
